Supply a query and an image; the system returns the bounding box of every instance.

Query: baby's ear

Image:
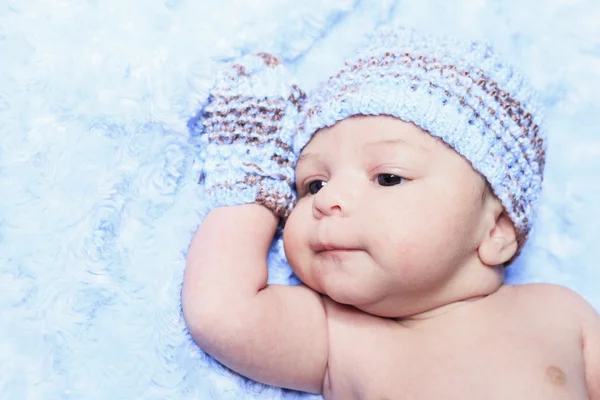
[478,209,518,266]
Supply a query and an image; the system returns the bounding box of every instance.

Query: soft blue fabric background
[1,0,599,399]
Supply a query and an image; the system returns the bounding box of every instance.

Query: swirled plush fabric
[1,0,599,399]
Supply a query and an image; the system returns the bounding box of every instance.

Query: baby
[182,26,600,399]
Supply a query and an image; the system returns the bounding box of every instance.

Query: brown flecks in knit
[231,64,248,77]
[208,180,294,218]
[255,52,282,67]
[317,53,545,178]
[306,70,524,192]
[270,138,294,153]
[327,53,544,169]
[256,187,295,218]
[244,168,293,186]
[207,106,284,122]
[207,96,286,119]
[206,122,278,137]
[271,154,293,168]
[244,163,264,174]
[288,84,307,110]
[205,131,293,154]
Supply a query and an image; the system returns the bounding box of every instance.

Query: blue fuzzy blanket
[1,0,599,399]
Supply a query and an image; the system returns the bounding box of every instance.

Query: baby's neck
[392,282,511,326]
[354,261,505,321]
[396,294,488,324]
[394,261,506,324]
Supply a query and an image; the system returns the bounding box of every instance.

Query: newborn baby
[182,25,600,399]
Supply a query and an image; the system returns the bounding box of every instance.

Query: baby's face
[283,115,495,317]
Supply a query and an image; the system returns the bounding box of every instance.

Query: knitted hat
[294,25,546,252]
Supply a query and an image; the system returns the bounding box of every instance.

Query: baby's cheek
[282,213,308,269]
[375,217,442,269]
[372,229,420,276]
[282,221,299,259]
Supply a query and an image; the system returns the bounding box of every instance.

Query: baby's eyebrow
[365,138,430,154]
[297,152,315,164]
[296,151,325,168]
[297,139,427,166]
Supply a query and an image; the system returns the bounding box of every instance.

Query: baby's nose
[312,180,356,219]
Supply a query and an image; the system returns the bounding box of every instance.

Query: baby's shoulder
[502,282,584,301]
[497,283,593,321]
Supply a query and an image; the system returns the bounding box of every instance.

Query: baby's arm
[581,296,600,399]
[182,205,328,393]
[181,54,328,393]
[555,284,600,399]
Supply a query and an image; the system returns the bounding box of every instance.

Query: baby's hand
[193,53,304,218]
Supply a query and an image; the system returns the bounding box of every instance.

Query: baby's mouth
[310,242,363,254]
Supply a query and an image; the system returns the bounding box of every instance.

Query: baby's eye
[376,174,405,186]
[307,180,326,195]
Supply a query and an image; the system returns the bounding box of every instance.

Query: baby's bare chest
[323,308,587,400]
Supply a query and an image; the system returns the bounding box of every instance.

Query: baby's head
[283,25,546,318]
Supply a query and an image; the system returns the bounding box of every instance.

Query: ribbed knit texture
[192,53,305,218]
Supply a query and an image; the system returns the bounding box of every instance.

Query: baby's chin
[307,278,393,313]
[351,300,407,319]
[312,282,431,319]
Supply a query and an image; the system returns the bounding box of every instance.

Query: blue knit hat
[294,25,546,251]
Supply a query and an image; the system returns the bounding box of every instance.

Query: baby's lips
[309,240,360,253]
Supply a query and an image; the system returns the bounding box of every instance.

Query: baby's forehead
[297,115,441,157]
